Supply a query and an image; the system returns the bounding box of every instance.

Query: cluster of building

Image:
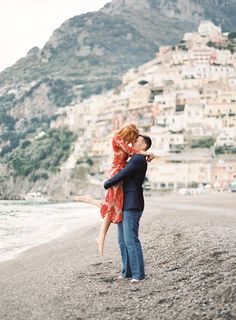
[52,21,236,191]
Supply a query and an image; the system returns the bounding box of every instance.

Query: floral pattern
[100,135,138,223]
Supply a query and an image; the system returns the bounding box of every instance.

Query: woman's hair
[116,123,139,144]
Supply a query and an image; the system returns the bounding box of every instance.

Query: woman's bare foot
[74,195,101,208]
[96,238,105,256]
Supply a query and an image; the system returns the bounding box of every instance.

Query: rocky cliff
[1,0,236,112]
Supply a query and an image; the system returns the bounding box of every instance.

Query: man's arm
[104,155,145,189]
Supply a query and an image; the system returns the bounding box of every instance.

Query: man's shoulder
[131,154,147,163]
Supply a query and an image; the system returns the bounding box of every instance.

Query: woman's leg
[74,194,111,256]
[97,213,111,256]
[73,195,101,208]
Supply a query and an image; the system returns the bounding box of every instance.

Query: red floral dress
[100,135,138,224]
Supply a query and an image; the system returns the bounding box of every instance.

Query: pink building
[211,160,236,190]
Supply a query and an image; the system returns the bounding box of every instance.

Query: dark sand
[0,193,235,320]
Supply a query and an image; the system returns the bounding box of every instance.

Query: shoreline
[0,201,100,263]
[0,193,235,320]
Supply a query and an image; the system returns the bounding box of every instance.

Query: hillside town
[51,21,236,192]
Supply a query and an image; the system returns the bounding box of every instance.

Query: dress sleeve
[113,135,138,155]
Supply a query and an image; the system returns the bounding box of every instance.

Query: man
[104,135,153,283]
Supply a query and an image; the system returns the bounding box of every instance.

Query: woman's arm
[113,135,155,158]
[139,150,155,157]
[113,135,138,155]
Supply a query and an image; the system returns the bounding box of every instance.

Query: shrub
[0,112,16,130]
[86,158,94,166]
[215,145,236,154]
[8,127,77,176]
[207,41,215,48]
[104,78,121,90]
[21,140,31,148]
[47,79,75,107]
[228,32,236,40]
[30,172,49,182]
[191,138,215,148]
[138,80,149,85]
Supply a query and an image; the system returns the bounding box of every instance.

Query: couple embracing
[76,123,155,283]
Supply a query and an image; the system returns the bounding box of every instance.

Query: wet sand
[0,193,235,320]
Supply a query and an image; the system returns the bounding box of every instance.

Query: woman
[75,123,154,255]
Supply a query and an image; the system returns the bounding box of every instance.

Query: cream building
[53,21,236,190]
[148,155,212,190]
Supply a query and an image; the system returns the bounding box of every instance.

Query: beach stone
[0,193,235,320]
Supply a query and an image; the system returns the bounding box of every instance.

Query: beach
[0,201,100,262]
[0,193,235,320]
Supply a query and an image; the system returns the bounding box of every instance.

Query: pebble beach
[0,193,235,320]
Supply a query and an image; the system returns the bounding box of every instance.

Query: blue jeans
[117,209,145,280]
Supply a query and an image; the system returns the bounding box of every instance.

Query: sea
[0,200,100,262]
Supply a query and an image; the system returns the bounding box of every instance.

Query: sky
[0,0,110,72]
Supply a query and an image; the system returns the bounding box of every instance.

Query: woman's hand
[138,150,155,161]
[147,154,155,162]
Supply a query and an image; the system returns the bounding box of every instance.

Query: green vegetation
[81,84,103,100]
[176,105,185,112]
[104,78,121,90]
[207,41,217,48]
[207,41,235,53]
[0,115,58,157]
[0,112,16,130]
[7,127,77,178]
[0,94,16,110]
[226,44,235,53]
[0,132,22,156]
[178,45,188,51]
[76,157,93,166]
[215,146,236,154]
[138,80,149,85]
[191,138,215,148]
[30,172,49,182]
[228,32,236,40]
[47,79,75,107]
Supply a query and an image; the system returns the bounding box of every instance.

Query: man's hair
[139,135,152,150]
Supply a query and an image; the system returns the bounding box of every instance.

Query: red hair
[116,123,139,144]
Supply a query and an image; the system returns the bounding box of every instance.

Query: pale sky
[0,0,110,72]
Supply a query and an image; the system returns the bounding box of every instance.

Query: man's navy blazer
[104,154,147,212]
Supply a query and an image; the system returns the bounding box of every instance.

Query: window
[176,104,185,112]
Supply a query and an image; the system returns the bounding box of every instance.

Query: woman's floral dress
[100,135,138,224]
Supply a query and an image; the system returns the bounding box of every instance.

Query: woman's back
[111,134,137,175]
